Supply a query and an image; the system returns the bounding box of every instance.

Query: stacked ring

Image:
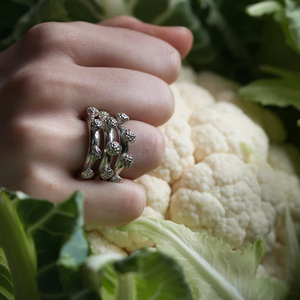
[79,107,135,182]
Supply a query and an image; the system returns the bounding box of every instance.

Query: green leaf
[284,203,300,299]
[0,189,91,300]
[0,247,14,300]
[0,189,194,299]
[240,66,300,110]
[246,1,284,22]
[30,191,89,299]
[247,0,300,56]
[0,0,104,50]
[121,218,289,300]
[0,189,40,300]
[85,248,193,300]
[284,0,300,55]
[9,0,35,6]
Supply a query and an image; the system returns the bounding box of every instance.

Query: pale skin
[0,16,193,227]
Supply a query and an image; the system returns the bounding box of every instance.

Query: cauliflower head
[87,67,300,282]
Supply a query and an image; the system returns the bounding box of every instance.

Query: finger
[12,164,146,227]
[16,63,174,126]
[13,115,165,180]
[100,16,194,59]
[68,66,175,126]
[66,120,165,180]
[20,21,182,84]
[72,178,146,227]
[118,121,165,179]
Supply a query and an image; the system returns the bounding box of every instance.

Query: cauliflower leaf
[240,66,300,111]
[0,189,193,300]
[86,249,193,300]
[0,246,13,300]
[121,218,289,300]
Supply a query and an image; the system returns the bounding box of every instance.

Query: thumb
[100,16,193,59]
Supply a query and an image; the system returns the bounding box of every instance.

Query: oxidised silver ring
[79,108,135,182]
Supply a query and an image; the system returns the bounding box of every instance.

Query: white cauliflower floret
[86,231,127,256]
[149,86,194,184]
[273,171,300,228]
[149,81,215,184]
[90,175,170,253]
[170,84,191,121]
[189,102,269,163]
[136,175,171,218]
[197,71,286,143]
[99,203,165,253]
[150,114,195,184]
[260,242,286,281]
[197,71,239,99]
[175,81,215,112]
[268,144,300,175]
[170,153,283,250]
[97,226,153,253]
[256,264,270,278]
[268,144,300,235]
[233,101,286,144]
[177,65,197,83]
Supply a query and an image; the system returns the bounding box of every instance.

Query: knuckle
[8,64,47,103]
[22,22,59,52]
[151,129,166,168]
[9,116,35,144]
[121,184,146,223]
[24,23,51,40]
[139,125,165,170]
[105,15,140,26]
[22,22,81,54]
[18,164,49,196]
[164,47,181,83]
[164,82,175,116]
[8,63,66,109]
[21,164,37,184]
[155,79,175,121]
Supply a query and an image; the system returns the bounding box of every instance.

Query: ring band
[79,108,102,179]
[111,114,135,182]
[79,108,135,182]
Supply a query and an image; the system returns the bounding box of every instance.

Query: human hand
[0,16,193,226]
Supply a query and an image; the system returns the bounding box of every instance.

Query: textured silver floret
[98,110,109,119]
[91,118,102,132]
[89,146,102,163]
[106,141,121,156]
[111,173,122,183]
[116,113,129,124]
[123,129,136,143]
[104,116,117,129]
[101,165,114,180]
[82,168,94,179]
[120,153,134,169]
[87,107,99,117]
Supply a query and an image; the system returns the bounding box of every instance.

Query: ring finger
[70,119,165,180]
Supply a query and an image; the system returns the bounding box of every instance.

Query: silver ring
[111,113,135,182]
[99,116,121,180]
[79,107,102,179]
[79,108,135,182]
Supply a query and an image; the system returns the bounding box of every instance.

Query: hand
[0,16,193,226]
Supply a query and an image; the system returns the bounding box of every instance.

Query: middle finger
[27,63,175,126]
[72,67,175,126]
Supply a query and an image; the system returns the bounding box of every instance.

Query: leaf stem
[115,272,135,300]
[0,191,40,300]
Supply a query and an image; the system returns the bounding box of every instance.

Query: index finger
[100,16,194,59]
[21,21,182,84]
